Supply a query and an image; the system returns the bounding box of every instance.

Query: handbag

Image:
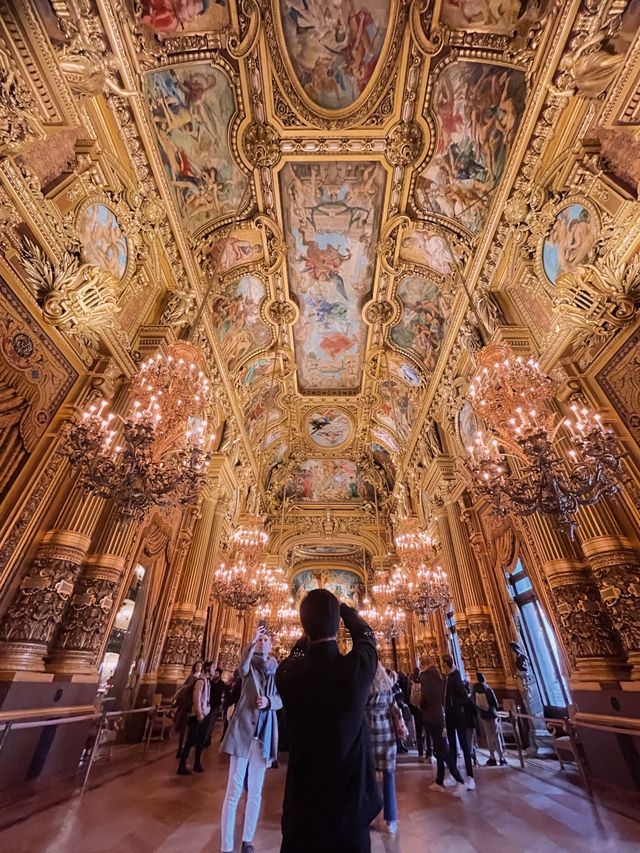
[390,703,409,740]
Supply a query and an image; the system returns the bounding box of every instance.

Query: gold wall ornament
[0,45,45,157]
[385,120,424,167]
[553,252,640,357]
[21,238,121,351]
[242,121,281,168]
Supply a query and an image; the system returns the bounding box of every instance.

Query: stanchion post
[0,720,13,759]
[567,717,594,798]
[81,707,107,795]
[511,707,525,768]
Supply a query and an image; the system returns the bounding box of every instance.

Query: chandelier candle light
[466,342,622,538]
[66,343,215,520]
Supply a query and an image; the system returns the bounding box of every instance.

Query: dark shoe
[176,765,191,776]
[241,844,255,853]
[499,758,508,766]
[193,762,204,773]
[485,758,497,767]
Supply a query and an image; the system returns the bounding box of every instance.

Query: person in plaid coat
[366,663,402,835]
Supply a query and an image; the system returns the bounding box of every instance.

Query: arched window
[445,605,465,677]
[507,560,570,712]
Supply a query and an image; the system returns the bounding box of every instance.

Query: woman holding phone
[220,625,281,853]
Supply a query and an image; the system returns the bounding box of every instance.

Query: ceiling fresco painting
[297,545,359,556]
[390,275,451,374]
[292,569,362,606]
[372,426,399,453]
[239,355,275,386]
[385,352,422,388]
[415,62,526,233]
[376,377,416,443]
[244,383,282,445]
[206,228,264,277]
[306,407,352,449]
[212,274,272,372]
[399,227,457,277]
[281,161,386,394]
[542,203,600,286]
[440,0,528,34]
[286,459,373,503]
[139,0,230,35]
[146,64,245,233]
[77,204,128,281]
[278,0,391,110]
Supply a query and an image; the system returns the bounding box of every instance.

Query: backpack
[410,680,422,707]
[173,677,199,732]
[475,689,497,720]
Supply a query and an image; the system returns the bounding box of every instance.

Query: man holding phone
[220,625,281,853]
[276,589,381,853]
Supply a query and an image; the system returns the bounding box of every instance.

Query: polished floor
[0,744,639,853]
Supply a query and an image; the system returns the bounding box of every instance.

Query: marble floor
[0,745,639,853]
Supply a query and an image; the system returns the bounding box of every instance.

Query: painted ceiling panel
[280,161,386,394]
[390,275,451,374]
[278,0,391,110]
[415,62,526,233]
[146,63,245,233]
[211,274,272,372]
[285,458,374,503]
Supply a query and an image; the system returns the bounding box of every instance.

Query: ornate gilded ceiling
[2,0,640,568]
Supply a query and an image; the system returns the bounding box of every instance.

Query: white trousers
[220,737,268,852]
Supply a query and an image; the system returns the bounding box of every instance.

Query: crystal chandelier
[66,343,215,520]
[360,597,405,642]
[466,342,622,538]
[211,514,275,614]
[388,562,449,624]
[255,566,290,633]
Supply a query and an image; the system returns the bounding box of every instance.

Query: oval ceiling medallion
[306,407,352,449]
[274,0,402,120]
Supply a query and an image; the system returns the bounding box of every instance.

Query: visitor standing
[203,666,225,748]
[221,668,241,739]
[276,590,381,853]
[419,656,464,793]
[220,626,281,853]
[172,660,203,760]
[367,664,402,835]
[472,672,508,766]
[176,660,210,775]
[410,665,432,763]
[443,654,476,790]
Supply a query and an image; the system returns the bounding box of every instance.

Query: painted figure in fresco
[280,0,388,109]
[78,204,127,281]
[416,63,525,232]
[141,0,227,35]
[208,235,262,275]
[147,64,242,230]
[543,205,599,284]
[281,161,385,391]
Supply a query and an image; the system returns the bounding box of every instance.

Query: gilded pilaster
[577,502,640,676]
[523,514,628,682]
[0,485,104,671]
[46,505,138,674]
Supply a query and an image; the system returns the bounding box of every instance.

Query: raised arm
[341,603,378,684]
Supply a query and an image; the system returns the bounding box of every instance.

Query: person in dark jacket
[419,656,464,793]
[443,654,476,790]
[203,666,225,748]
[276,589,381,853]
[472,672,507,766]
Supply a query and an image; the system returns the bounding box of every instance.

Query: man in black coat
[443,653,476,790]
[276,589,381,853]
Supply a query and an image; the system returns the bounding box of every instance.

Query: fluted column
[523,513,627,682]
[441,499,502,681]
[577,500,640,677]
[46,504,138,674]
[218,607,242,676]
[0,485,104,671]
[158,493,219,681]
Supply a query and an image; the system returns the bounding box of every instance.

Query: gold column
[523,513,628,683]
[46,504,138,674]
[0,485,104,671]
[577,500,640,677]
[158,493,219,681]
[218,607,242,676]
[440,499,503,681]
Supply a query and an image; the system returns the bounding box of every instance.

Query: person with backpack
[472,672,507,766]
[172,660,203,759]
[410,665,432,763]
[177,659,210,775]
[419,655,465,793]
